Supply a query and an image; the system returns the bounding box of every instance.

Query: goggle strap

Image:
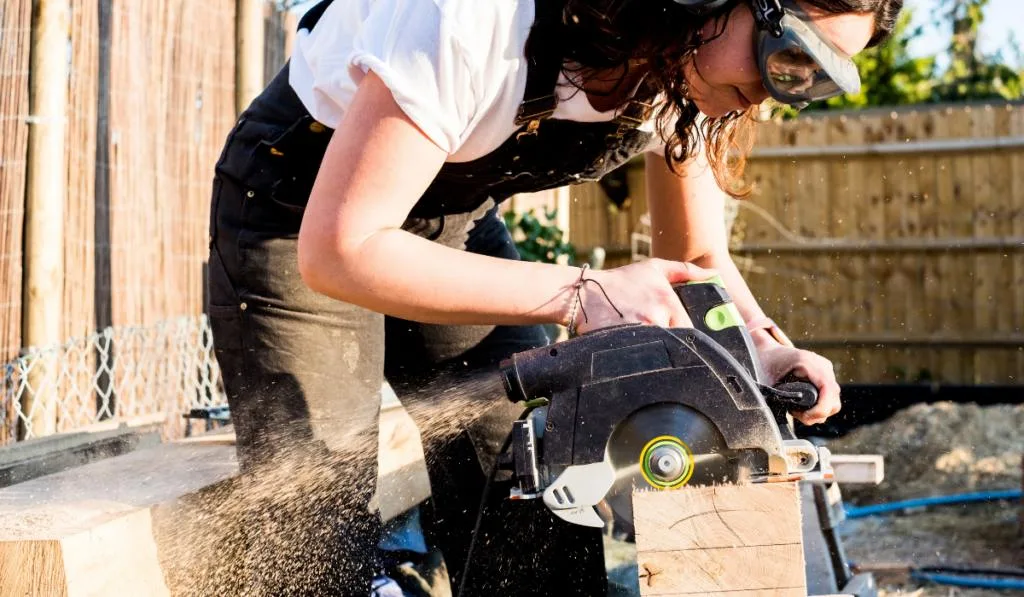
[751,0,785,37]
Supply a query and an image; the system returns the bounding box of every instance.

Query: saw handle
[766,373,820,412]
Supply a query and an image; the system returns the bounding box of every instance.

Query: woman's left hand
[755,340,841,426]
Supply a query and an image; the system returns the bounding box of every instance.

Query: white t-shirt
[289,0,666,163]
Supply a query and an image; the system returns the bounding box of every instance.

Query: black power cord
[456,404,540,597]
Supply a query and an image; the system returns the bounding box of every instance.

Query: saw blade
[601,402,739,538]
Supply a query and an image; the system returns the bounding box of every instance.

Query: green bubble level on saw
[704,303,743,331]
[685,274,726,288]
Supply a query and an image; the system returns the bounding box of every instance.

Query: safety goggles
[751,0,861,108]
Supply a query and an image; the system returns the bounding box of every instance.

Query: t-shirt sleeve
[295,0,517,155]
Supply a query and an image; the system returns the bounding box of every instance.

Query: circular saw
[497,276,832,535]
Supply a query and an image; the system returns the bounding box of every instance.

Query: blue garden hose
[844,489,1024,590]
[844,488,1023,519]
[910,570,1024,591]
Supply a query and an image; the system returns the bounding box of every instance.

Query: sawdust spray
[155,368,512,596]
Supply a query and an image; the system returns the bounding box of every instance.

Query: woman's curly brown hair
[559,0,903,197]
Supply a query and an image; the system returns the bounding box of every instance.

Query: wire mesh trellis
[1,315,225,445]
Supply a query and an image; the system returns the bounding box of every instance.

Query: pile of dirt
[828,401,1024,504]
[827,401,1024,597]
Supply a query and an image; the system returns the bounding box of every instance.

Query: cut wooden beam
[829,454,885,485]
[0,506,168,597]
[633,482,806,596]
[372,404,432,522]
[0,400,436,595]
[0,441,236,597]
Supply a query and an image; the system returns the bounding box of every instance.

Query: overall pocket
[206,243,245,351]
[217,114,334,233]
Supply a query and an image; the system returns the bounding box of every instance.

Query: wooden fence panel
[541,102,1023,385]
[1013,106,1024,379]
[732,103,1023,384]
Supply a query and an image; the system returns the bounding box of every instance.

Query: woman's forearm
[300,227,578,326]
[644,152,774,343]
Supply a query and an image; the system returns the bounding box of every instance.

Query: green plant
[502,208,576,265]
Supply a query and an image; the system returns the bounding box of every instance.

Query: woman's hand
[754,335,841,426]
[570,258,717,334]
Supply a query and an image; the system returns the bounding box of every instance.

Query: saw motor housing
[497,278,831,529]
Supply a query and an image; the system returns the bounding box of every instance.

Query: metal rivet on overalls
[246,190,255,198]
[239,302,248,311]
[512,155,520,161]
[309,122,326,133]
[269,147,285,156]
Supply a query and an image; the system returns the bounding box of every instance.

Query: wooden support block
[372,404,432,522]
[0,506,168,597]
[829,454,885,485]
[633,482,806,596]
[0,441,236,597]
[0,402,433,595]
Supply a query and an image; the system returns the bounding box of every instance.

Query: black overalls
[206,0,654,594]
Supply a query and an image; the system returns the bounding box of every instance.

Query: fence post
[20,0,70,439]
[236,0,266,114]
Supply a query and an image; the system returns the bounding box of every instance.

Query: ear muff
[671,0,733,14]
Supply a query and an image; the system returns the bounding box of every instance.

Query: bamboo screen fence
[0,1,31,366]
[0,0,295,442]
[541,102,1023,386]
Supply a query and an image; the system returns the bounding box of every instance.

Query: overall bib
[207,0,655,593]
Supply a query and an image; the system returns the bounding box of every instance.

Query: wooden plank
[236,0,265,113]
[970,105,1001,382]
[372,403,432,522]
[829,454,885,485]
[825,114,858,382]
[633,482,805,596]
[637,547,806,595]
[903,110,937,381]
[0,441,234,596]
[986,104,1015,382]
[0,506,170,597]
[942,107,974,382]
[1011,105,1024,379]
[0,537,66,597]
[741,114,785,325]
[22,0,70,438]
[881,111,911,382]
[859,115,889,382]
[801,115,834,357]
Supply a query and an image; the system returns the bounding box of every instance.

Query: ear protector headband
[570,0,735,23]
[671,0,734,14]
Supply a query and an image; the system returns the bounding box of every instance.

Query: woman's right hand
[568,258,717,335]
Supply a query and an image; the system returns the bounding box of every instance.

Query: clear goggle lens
[764,46,844,101]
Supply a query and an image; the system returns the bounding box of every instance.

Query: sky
[904,0,1022,66]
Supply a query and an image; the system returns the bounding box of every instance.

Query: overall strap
[514,0,568,134]
[514,0,655,140]
[298,0,335,32]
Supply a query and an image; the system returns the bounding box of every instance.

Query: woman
[207,0,901,594]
